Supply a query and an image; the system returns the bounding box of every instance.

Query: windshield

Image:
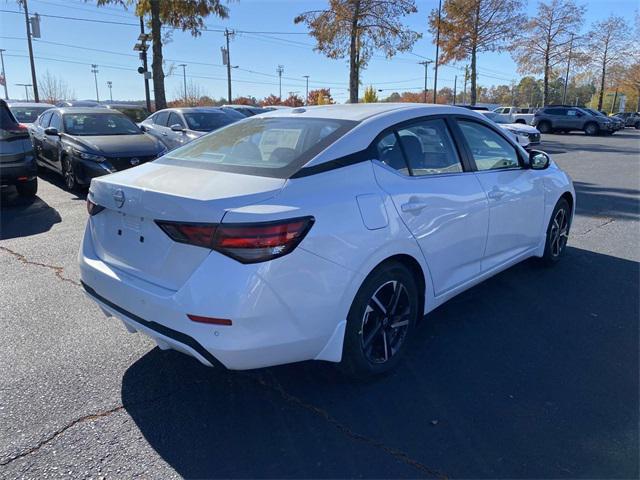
[584,108,604,117]
[11,106,51,124]
[183,112,236,132]
[160,117,356,178]
[62,113,141,136]
[483,112,509,124]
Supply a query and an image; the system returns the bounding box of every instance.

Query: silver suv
[532,106,616,136]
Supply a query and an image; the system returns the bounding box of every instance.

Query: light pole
[419,60,433,103]
[433,0,442,103]
[21,0,39,102]
[107,81,113,102]
[134,18,152,112]
[91,64,100,102]
[276,65,284,100]
[562,33,574,105]
[0,49,8,100]
[178,64,187,104]
[16,83,31,100]
[303,75,309,105]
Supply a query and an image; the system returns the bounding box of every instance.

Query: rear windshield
[159,117,356,178]
[112,107,150,123]
[11,106,51,123]
[184,112,235,132]
[63,113,141,136]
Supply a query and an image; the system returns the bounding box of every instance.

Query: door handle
[161,132,168,136]
[401,201,428,213]
[488,188,505,200]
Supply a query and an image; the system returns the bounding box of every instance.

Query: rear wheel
[61,156,77,191]
[537,121,551,134]
[584,122,599,136]
[341,261,420,378]
[16,178,37,198]
[635,122,640,130]
[542,198,571,266]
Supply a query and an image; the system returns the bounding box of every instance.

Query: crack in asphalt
[0,246,80,287]
[573,217,615,236]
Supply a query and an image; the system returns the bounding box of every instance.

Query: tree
[295,0,420,103]
[619,63,640,111]
[260,94,282,106]
[168,80,206,107]
[428,0,526,105]
[435,87,454,104]
[94,0,230,110]
[307,88,335,105]
[282,93,305,107]
[233,96,258,105]
[587,15,631,110]
[38,70,75,104]
[363,85,378,102]
[511,0,586,106]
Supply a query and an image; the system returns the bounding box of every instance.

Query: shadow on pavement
[121,247,639,479]
[574,181,640,221]
[541,133,640,155]
[0,188,62,240]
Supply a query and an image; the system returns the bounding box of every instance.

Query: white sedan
[80,104,574,377]
[481,111,541,148]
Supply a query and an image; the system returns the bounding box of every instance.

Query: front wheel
[541,198,571,266]
[341,261,420,378]
[537,121,551,134]
[61,156,77,191]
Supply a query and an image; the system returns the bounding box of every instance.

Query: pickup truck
[493,106,535,125]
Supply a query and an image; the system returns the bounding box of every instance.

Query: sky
[0,0,636,103]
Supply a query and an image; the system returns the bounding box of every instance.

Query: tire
[635,122,640,130]
[341,261,420,378]
[537,121,551,134]
[541,198,571,266]
[16,178,37,198]
[584,122,599,136]
[61,156,77,191]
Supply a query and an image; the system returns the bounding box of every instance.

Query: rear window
[159,117,356,178]
[11,106,51,124]
[184,112,235,132]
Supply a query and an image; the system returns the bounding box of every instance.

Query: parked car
[582,108,624,131]
[493,106,535,125]
[56,100,101,108]
[140,107,239,151]
[480,111,541,148]
[613,112,640,129]
[0,99,37,197]
[80,103,574,377]
[30,107,166,191]
[221,104,271,117]
[104,104,150,124]
[8,102,55,126]
[219,107,247,120]
[532,106,616,135]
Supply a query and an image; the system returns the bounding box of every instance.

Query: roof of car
[259,103,472,121]
[55,107,124,115]
[8,102,55,108]
[105,103,147,109]
[169,107,228,113]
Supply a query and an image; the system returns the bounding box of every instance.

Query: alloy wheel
[63,158,76,190]
[549,207,569,257]
[360,280,411,364]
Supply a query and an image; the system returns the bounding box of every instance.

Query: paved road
[1,130,639,479]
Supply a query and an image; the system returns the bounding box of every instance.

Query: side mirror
[139,124,146,132]
[529,150,550,170]
[44,127,59,136]
[170,124,185,132]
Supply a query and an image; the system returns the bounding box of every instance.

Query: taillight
[155,216,314,263]
[86,198,105,216]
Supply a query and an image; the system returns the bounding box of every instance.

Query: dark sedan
[30,107,167,191]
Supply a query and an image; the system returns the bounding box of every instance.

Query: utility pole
[462,65,469,104]
[453,75,457,105]
[277,65,284,100]
[139,16,151,112]
[16,83,31,100]
[419,60,433,103]
[179,64,187,104]
[91,64,99,102]
[0,49,8,100]
[303,75,309,105]
[432,0,442,103]
[107,81,113,102]
[223,29,234,103]
[562,33,574,105]
[21,0,39,102]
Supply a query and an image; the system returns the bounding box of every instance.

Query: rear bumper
[0,155,37,186]
[79,221,356,370]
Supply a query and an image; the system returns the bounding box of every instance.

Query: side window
[458,120,520,171]
[376,132,409,174]
[154,111,169,126]
[168,112,184,127]
[49,113,62,131]
[546,108,565,116]
[396,119,462,176]
[567,109,578,117]
[39,111,53,127]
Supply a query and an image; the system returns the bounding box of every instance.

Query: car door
[372,117,489,296]
[42,112,63,170]
[166,111,187,149]
[456,119,545,272]
[146,111,170,147]
[31,111,52,162]
[565,108,584,130]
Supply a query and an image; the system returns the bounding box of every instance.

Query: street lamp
[91,64,100,102]
[106,81,113,102]
[178,64,187,104]
[16,83,32,101]
[303,75,309,105]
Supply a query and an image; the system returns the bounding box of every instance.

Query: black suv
[532,106,616,136]
[0,99,37,197]
[613,112,640,129]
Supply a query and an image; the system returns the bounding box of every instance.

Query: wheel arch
[372,254,427,319]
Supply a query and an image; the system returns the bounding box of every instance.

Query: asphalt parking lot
[1,130,639,479]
